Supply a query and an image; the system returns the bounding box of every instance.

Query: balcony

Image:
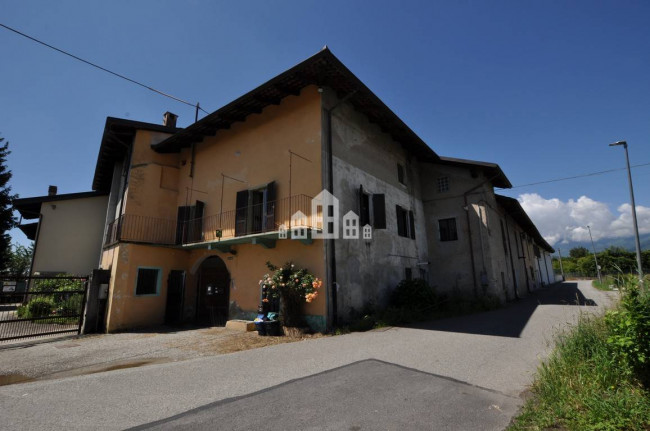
[104,194,319,249]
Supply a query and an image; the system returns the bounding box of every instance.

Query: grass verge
[509,284,650,430]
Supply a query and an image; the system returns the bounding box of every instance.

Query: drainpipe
[321,88,357,329]
[462,175,500,297]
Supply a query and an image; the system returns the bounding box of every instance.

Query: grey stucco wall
[419,162,499,299]
[327,90,428,320]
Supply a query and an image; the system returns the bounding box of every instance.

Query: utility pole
[587,225,602,284]
[609,141,644,283]
[557,248,565,280]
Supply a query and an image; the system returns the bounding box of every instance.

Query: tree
[0,138,17,267]
[3,243,33,276]
[569,247,589,259]
[576,256,596,277]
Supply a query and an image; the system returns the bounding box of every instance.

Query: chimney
[163,112,178,128]
[48,185,57,196]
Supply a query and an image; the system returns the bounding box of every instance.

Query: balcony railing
[105,214,177,246]
[104,194,318,247]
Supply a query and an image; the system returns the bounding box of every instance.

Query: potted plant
[259,261,322,331]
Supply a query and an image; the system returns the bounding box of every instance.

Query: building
[13,188,108,276]
[13,48,554,332]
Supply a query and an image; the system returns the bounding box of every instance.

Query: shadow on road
[410,282,597,338]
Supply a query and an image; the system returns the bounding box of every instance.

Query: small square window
[437,177,449,193]
[135,267,161,296]
[438,218,458,242]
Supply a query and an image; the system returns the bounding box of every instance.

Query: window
[437,177,449,193]
[397,163,406,185]
[396,205,416,239]
[438,218,458,241]
[135,267,161,296]
[358,185,386,229]
[235,181,275,236]
[175,200,204,244]
[360,188,370,226]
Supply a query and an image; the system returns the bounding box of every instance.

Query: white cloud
[517,193,650,246]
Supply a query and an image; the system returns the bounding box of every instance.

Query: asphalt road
[0,281,615,430]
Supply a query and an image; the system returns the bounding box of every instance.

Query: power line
[497,162,650,190]
[0,22,210,115]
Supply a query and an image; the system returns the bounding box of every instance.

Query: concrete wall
[32,195,108,276]
[327,89,428,319]
[123,130,180,221]
[419,162,497,299]
[482,196,517,301]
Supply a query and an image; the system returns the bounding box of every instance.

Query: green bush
[605,277,650,386]
[27,297,54,317]
[510,276,650,430]
[16,304,28,318]
[390,278,438,311]
[31,276,84,293]
[58,294,84,316]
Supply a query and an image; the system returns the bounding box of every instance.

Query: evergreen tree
[0,138,17,267]
[569,246,589,259]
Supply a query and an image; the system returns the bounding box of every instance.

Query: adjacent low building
[13,48,554,332]
[13,188,108,276]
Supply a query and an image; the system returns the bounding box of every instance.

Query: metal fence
[0,276,89,343]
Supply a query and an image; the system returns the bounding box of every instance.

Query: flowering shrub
[259,261,322,327]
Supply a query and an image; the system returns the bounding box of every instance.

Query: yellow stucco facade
[100,86,327,332]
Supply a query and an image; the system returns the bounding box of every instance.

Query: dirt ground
[0,326,325,386]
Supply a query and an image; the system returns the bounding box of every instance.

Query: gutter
[321,88,357,329]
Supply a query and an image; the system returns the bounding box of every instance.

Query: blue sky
[2,1,649,247]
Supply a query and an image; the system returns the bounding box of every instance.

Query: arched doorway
[196,256,230,326]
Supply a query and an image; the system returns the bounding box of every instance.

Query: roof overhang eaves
[17,222,38,240]
[495,194,554,253]
[437,156,512,188]
[13,191,108,219]
[92,117,181,191]
[152,48,439,162]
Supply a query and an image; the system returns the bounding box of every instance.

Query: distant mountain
[552,233,650,256]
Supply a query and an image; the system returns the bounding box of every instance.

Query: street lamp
[609,141,644,282]
[587,225,602,284]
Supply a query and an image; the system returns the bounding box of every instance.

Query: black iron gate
[0,276,89,343]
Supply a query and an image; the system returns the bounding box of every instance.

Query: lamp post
[587,225,602,284]
[609,141,644,282]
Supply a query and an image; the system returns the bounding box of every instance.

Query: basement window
[135,267,162,296]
